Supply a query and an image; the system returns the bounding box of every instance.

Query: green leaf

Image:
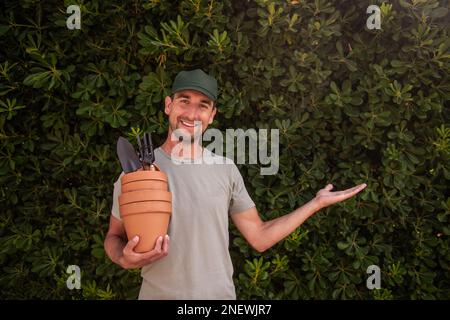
[337,242,350,250]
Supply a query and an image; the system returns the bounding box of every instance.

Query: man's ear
[164,96,173,115]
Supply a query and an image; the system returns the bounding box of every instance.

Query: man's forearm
[104,235,127,266]
[258,198,321,252]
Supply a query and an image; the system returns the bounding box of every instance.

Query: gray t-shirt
[111,147,255,299]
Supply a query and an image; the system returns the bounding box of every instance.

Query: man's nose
[184,105,200,121]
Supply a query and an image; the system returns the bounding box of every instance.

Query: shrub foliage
[0,0,449,299]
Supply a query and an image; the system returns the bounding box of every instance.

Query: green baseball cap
[171,69,218,101]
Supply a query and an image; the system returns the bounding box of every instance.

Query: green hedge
[0,0,449,299]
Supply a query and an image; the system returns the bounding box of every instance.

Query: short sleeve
[111,172,125,221]
[229,164,256,215]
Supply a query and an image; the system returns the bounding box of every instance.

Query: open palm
[314,183,367,210]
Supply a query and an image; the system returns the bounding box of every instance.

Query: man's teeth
[181,120,197,127]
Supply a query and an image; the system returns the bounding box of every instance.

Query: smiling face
[164,89,217,143]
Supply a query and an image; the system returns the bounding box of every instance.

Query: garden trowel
[117,136,142,173]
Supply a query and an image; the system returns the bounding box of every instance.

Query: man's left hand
[314,183,367,211]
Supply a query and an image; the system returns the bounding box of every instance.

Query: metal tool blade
[117,136,142,173]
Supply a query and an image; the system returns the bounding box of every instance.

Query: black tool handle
[144,132,155,165]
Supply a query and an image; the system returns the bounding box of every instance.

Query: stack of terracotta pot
[118,165,172,253]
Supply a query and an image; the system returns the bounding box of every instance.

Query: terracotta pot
[122,180,168,193]
[121,169,168,184]
[119,189,172,204]
[120,200,171,215]
[119,165,172,253]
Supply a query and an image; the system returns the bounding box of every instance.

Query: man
[104,69,367,299]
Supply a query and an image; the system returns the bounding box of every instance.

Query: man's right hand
[118,235,170,269]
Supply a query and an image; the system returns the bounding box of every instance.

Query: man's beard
[171,121,203,144]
